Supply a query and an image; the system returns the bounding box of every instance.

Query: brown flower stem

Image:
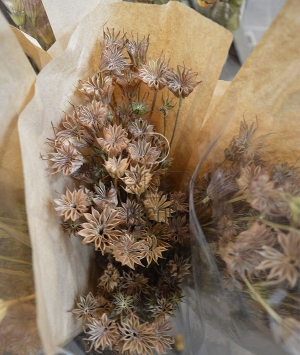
[258,218,300,236]
[114,176,118,190]
[200,220,214,227]
[0,255,32,265]
[164,114,167,137]
[148,89,158,123]
[242,276,282,324]
[170,96,183,149]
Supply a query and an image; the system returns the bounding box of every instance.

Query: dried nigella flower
[143,191,172,224]
[77,99,108,132]
[116,70,141,100]
[112,233,145,269]
[128,118,154,140]
[73,292,99,324]
[47,142,85,175]
[131,97,150,117]
[169,191,189,213]
[118,199,144,227]
[138,54,170,90]
[115,101,135,124]
[226,119,267,162]
[152,317,174,354]
[120,271,150,295]
[128,138,161,165]
[100,46,129,76]
[97,124,130,156]
[167,64,201,98]
[257,232,300,288]
[142,235,168,266]
[85,313,120,352]
[125,34,149,68]
[112,293,135,314]
[54,187,89,222]
[236,221,275,248]
[56,113,95,149]
[78,207,122,254]
[247,172,277,214]
[166,215,190,244]
[221,241,260,276]
[122,165,152,195]
[78,73,114,104]
[98,263,120,292]
[119,313,157,355]
[100,27,124,50]
[104,155,129,179]
[236,163,262,192]
[93,181,118,209]
[203,168,238,204]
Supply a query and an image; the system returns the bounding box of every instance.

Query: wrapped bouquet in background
[189,1,300,354]
[2,0,55,49]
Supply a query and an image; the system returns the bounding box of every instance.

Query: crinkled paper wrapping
[0,12,35,226]
[43,0,121,59]
[189,0,300,175]
[18,2,232,354]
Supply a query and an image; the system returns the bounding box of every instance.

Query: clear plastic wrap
[188,1,300,354]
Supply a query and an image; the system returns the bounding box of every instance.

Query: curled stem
[170,96,183,149]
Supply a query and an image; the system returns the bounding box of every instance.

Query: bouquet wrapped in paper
[13,1,232,354]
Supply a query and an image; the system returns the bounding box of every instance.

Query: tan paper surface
[18,2,232,353]
[11,26,52,71]
[188,0,300,177]
[44,0,121,59]
[0,13,35,218]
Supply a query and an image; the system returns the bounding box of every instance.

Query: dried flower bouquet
[194,119,300,355]
[42,27,202,354]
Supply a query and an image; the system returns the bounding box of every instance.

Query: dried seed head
[104,155,129,179]
[125,34,149,67]
[77,99,108,132]
[138,54,170,91]
[122,165,152,195]
[78,207,122,254]
[167,65,201,98]
[78,74,114,105]
[257,232,300,288]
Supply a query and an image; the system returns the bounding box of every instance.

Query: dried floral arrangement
[0,207,41,355]
[43,28,200,354]
[194,119,300,354]
[2,0,55,50]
